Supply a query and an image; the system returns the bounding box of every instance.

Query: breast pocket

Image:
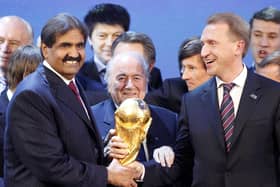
[245,118,271,127]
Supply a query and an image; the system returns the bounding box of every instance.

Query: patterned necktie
[220,83,235,152]
[68,81,82,104]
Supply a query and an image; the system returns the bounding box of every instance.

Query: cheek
[53,50,66,60]
[250,37,258,45]
[273,39,280,48]
[79,49,86,56]
[138,82,147,93]
[91,40,102,50]
[112,81,124,92]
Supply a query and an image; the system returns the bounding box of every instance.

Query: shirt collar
[7,88,13,101]
[94,54,106,73]
[216,64,247,89]
[43,60,74,85]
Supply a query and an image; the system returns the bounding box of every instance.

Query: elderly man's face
[0,17,32,75]
[108,55,147,106]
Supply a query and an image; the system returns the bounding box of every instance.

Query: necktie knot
[223,83,235,93]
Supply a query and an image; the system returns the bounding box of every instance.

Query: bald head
[0,16,33,76]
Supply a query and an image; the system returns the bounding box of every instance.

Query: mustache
[62,54,82,63]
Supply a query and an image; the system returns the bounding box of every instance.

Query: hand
[104,129,116,157]
[104,129,116,146]
[107,159,138,187]
[107,135,129,159]
[127,161,145,181]
[153,146,175,167]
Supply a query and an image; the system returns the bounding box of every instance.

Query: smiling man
[4,13,138,187]
[77,3,130,92]
[180,38,211,91]
[91,52,179,187]
[249,6,280,71]
[131,13,280,187]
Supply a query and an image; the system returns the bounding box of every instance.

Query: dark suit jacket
[149,67,163,90]
[4,64,107,187]
[76,58,107,92]
[145,77,188,113]
[77,58,163,92]
[85,90,110,106]
[145,70,280,187]
[0,90,8,177]
[91,99,177,161]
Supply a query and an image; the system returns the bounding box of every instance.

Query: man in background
[0,44,42,179]
[145,37,211,113]
[77,3,130,92]
[111,31,163,91]
[0,16,33,94]
[78,4,162,106]
[250,6,280,71]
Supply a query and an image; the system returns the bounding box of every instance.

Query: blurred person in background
[0,16,33,94]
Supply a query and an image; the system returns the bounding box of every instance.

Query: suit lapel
[103,99,116,128]
[42,66,93,130]
[201,78,225,149]
[85,59,102,82]
[0,90,9,109]
[231,71,262,147]
[39,65,105,162]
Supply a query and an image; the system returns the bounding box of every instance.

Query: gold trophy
[115,98,152,165]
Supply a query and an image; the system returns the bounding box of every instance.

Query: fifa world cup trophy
[115,98,152,165]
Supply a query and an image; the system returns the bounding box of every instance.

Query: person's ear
[41,43,49,59]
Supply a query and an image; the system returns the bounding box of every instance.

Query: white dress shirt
[216,65,247,116]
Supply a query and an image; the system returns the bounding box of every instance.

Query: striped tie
[220,83,235,152]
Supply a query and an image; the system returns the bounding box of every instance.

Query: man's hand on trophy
[153,146,175,167]
[108,135,129,159]
[127,161,145,181]
[104,129,116,157]
[104,129,116,146]
[107,159,138,187]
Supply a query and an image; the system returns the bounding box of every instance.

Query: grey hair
[0,16,34,44]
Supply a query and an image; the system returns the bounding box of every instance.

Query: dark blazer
[0,90,8,177]
[145,77,188,113]
[91,99,177,161]
[4,64,107,187]
[76,58,107,92]
[85,90,110,106]
[149,67,163,90]
[145,70,280,187]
